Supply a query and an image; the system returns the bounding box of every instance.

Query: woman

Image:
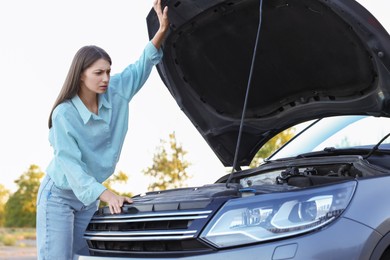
[36,1,169,259]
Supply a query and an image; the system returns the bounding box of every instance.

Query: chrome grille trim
[90,215,208,224]
[85,234,196,241]
[85,230,197,237]
[91,210,212,220]
[87,247,209,255]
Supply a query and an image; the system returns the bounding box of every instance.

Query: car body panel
[344,176,390,236]
[76,216,381,259]
[78,162,390,259]
[147,0,390,166]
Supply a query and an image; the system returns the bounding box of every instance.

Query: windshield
[269,115,390,160]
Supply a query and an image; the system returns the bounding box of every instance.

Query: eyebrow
[93,68,111,72]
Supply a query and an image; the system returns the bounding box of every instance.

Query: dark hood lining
[146,0,388,166]
[172,0,374,118]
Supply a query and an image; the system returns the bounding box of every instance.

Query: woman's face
[80,58,111,95]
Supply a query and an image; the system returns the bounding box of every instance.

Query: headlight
[200,181,356,248]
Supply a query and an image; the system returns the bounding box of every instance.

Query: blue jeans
[36,175,99,260]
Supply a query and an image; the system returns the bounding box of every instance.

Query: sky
[0,0,389,195]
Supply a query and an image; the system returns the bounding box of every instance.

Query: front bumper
[74,217,381,260]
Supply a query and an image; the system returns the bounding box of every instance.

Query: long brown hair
[48,45,112,128]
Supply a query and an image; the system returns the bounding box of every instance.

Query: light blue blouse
[46,41,163,205]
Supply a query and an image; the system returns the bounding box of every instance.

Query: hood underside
[147,0,390,166]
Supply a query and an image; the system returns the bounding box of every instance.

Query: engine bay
[240,163,361,190]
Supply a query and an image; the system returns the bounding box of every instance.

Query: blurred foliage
[250,127,296,168]
[0,228,36,246]
[4,165,44,227]
[100,171,132,207]
[144,132,191,191]
[0,233,17,246]
[0,184,10,227]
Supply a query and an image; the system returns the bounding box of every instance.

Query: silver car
[76,0,390,259]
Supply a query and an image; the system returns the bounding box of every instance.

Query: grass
[0,228,36,247]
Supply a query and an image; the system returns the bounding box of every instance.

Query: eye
[94,69,110,76]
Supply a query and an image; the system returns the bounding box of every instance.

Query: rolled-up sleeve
[109,41,163,101]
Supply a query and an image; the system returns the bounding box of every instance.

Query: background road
[0,246,36,260]
[0,239,36,260]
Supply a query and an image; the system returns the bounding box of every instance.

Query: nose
[103,73,110,83]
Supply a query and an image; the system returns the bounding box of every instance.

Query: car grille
[84,184,241,256]
[85,207,216,256]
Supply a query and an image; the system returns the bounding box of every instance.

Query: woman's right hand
[151,0,169,49]
[99,189,133,214]
[154,0,169,33]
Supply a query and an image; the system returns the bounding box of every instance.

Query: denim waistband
[40,174,79,199]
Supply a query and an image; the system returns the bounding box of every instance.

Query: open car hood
[146,0,390,167]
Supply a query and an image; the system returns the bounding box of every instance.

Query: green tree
[103,170,131,196]
[4,165,44,227]
[250,127,296,168]
[144,132,191,191]
[100,170,132,207]
[0,184,10,227]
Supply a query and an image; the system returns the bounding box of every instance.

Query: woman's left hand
[99,189,133,214]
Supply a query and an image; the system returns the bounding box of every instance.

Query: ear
[80,72,85,82]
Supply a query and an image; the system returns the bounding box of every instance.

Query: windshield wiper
[226,0,264,188]
[363,132,390,159]
[294,147,366,159]
[293,141,390,160]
